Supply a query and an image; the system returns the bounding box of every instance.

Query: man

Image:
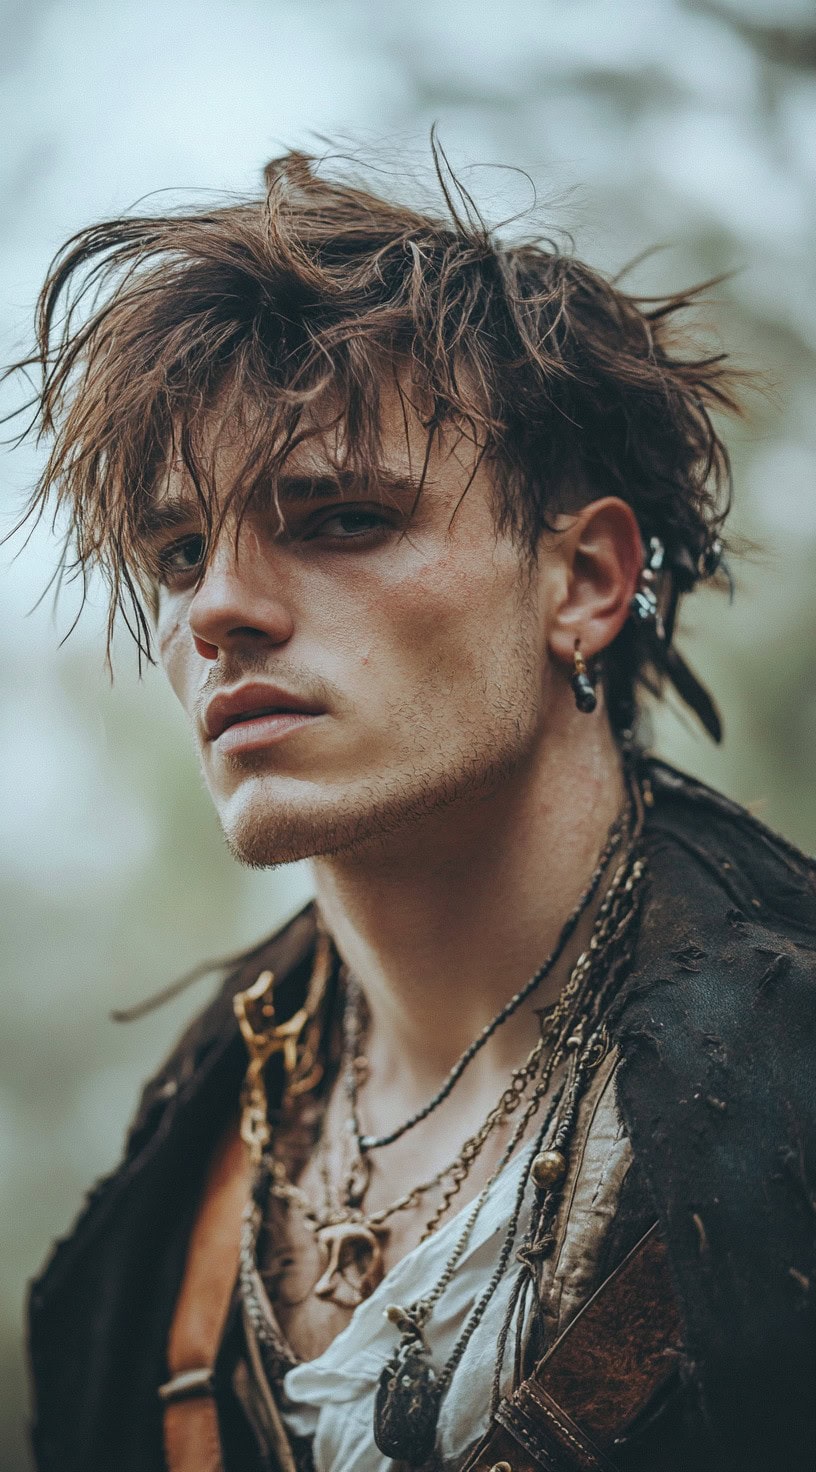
[15,150,815,1472]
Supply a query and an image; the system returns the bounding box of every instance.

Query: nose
[187,526,295,660]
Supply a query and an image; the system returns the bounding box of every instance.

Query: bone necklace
[235,791,635,1312]
[238,959,559,1311]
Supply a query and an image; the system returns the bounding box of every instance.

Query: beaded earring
[571,641,597,713]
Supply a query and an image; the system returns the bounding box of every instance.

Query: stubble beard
[214,680,541,870]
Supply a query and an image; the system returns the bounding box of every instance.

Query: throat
[311,740,629,1083]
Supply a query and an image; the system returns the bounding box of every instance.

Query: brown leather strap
[463,1222,683,1472]
[160,1121,250,1472]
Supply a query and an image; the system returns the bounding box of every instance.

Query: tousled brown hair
[7,143,743,733]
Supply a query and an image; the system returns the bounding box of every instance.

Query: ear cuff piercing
[571,642,597,713]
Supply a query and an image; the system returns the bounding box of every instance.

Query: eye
[156,533,207,583]
[311,509,392,540]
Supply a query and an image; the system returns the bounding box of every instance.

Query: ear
[546,497,643,665]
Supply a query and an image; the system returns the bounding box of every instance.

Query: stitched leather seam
[501,1396,608,1472]
[536,1402,590,1458]
[496,1402,561,1469]
[520,1386,604,1469]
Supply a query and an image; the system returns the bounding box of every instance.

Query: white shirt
[280,1048,631,1472]
[281,1141,537,1472]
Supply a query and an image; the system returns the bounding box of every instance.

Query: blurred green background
[2,1,815,1466]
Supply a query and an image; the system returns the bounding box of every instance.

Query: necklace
[355,797,632,1152]
[234,770,647,1464]
[304,989,568,1306]
[373,834,647,1464]
[254,994,563,1310]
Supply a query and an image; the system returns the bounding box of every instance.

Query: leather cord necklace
[356,795,632,1152]
[234,771,647,1467]
[373,836,646,1464]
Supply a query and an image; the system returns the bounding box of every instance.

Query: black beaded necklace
[235,769,646,1469]
[354,797,632,1154]
[371,822,647,1464]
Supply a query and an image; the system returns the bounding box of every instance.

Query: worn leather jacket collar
[27,758,816,1472]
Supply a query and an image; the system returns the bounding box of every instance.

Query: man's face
[152,392,563,866]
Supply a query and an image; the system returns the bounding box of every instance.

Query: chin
[221,806,373,868]
[215,749,528,869]
[214,774,401,867]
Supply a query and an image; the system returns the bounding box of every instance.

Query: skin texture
[152,387,643,1357]
[158,413,546,870]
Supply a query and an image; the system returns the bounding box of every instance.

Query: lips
[204,683,325,741]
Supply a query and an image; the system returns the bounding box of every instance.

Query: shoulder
[616,756,816,1105]
[613,756,816,1084]
[609,758,816,1468]
[613,757,816,1197]
[124,900,318,1157]
[642,755,816,932]
[28,904,319,1472]
[33,903,318,1306]
[612,758,816,1122]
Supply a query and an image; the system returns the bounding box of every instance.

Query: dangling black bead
[571,644,596,714]
[571,669,597,713]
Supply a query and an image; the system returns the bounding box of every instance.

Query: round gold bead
[531,1149,567,1190]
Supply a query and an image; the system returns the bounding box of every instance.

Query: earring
[571,642,597,713]
[629,535,666,637]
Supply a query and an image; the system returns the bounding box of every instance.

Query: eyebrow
[137,470,429,543]
[275,471,428,502]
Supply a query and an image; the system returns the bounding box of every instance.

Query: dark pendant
[374,1336,441,1465]
[571,670,597,713]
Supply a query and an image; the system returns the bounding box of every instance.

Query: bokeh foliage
[2,2,815,1467]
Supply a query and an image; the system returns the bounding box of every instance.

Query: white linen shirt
[280,1048,630,1472]
[281,1140,537,1472]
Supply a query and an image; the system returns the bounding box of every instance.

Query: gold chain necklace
[238,824,640,1314]
[235,775,642,1323]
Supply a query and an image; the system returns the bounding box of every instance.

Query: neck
[312,716,628,1105]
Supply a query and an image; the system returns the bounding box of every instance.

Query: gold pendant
[234,967,323,1160]
[313,1220,390,1307]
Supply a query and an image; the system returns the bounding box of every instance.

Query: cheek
[363,548,518,687]
[305,552,458,674]
[157,606,193,705]
[410,542,511,636]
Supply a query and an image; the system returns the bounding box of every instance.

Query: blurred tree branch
[690,1,816,70]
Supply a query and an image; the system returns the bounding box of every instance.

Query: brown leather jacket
[28,760,816,1472]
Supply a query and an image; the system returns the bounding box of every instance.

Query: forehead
[150,379,486,522]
